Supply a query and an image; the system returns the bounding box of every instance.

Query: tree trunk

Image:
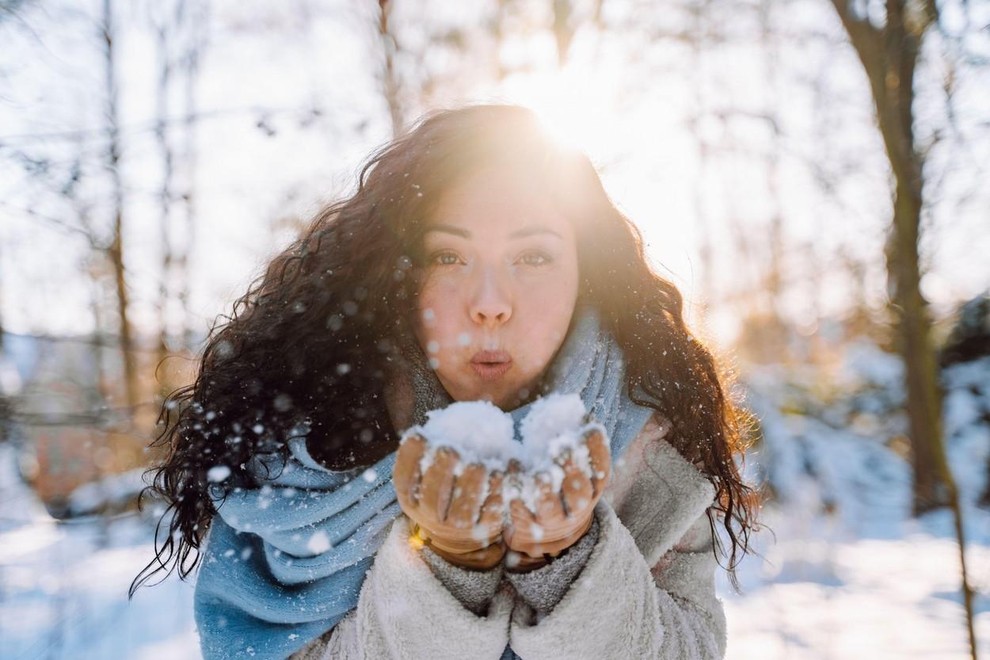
[829,2,976,656]
[829,0,948,513]
[151,0,203,406]
[759,0,788,360]
[153,8,176,384]
[689,0,715,317]
[178,0,204,351]
[102,0,140,416]
[889,175,946,512]
[377,0,403,137]
[552,0,574,66]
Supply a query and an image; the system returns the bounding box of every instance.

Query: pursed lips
[470,349,512,380]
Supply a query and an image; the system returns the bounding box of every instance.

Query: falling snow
[1,353,987,658]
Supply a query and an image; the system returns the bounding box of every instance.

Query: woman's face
[415,167,580,410]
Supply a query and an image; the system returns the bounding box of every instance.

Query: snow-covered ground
[722,507,990,659]
[0,445,197,659]
[722,351,990,659]
[1,349,988,659]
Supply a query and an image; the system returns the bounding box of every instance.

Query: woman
[134,105,757,659]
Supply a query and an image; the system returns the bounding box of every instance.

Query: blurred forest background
[1,0,988,658]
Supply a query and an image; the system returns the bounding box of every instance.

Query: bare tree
[828,0,947,512]
[758,0,787,347]
[377,0,404,137]
[149,0,205,397]
[687,0,717,318]
[152,1,178,378]
[101,0,139,414]
[552,0,575,66]
[828,0,976,655]
[176,2,204,351]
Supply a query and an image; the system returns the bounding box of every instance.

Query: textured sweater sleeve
[419,546,504,616]
[504,516,599,616]
[508,500,725,659]
[320,515,513,659]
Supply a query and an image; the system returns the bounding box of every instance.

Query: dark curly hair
[131,104,758,596]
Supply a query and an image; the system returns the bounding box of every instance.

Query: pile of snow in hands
[402,393,607,514]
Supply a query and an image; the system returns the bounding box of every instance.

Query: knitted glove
[394,434,506,570]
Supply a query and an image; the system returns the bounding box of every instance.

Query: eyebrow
[424,223,470,238]
[423,224,564,240]
[510,225,564,240]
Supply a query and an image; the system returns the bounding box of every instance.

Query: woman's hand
[503,428,611,571]
[393,434,506,570]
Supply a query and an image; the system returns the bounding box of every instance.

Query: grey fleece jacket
[294,417,726,659]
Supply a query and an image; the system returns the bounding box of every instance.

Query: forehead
[427,167,572,238]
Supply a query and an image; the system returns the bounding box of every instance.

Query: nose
[469,266,512,326]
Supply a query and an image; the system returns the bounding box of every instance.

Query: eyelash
[427,250,554,267]
[517,251,553,267]
[430,250,463,266]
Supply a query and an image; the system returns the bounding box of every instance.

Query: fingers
[532,472,566,522]
[429,467,504,555]
[394,434,427,510]
[419,447,459,523]
[502,458,525,504]
[445,463,487,529]
[560,459,594,518]
[477,471,505,535]
[505,498,537,548]
[506,496,576,558]
[585,429,611,495]
[448,470,504,551]
[505,458,524,478]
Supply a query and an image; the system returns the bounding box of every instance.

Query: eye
[517,251,553,267]
[431,250,463,266]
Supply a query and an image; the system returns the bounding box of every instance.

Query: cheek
[416,282,461,348]
[517,272,579,360]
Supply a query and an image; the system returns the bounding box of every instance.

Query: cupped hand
[503,428,611,571]
[393,434,506,570]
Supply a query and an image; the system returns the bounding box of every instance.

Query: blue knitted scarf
[193,307,653,659]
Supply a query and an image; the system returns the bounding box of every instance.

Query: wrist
[430,543,506,571]
[413,524,506,570]
[505,512,595,569]
[504,550,557,573]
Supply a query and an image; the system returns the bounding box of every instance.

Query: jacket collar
[606,417,716,565]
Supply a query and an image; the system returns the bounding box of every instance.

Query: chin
[445,376,534,409]
[492,388,535,411]
[455,388,509,409]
